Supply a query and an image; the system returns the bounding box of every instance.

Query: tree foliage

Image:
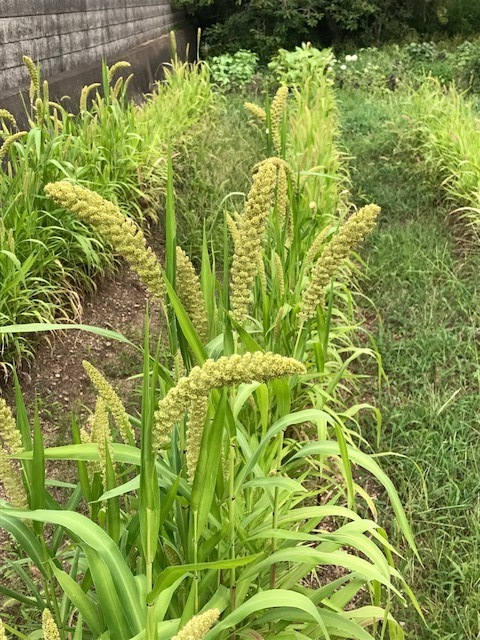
[176,0,480,60]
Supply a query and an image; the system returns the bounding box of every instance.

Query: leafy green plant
[208,51,258,91]
[268,43,333,87]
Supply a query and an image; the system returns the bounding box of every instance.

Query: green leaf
[147,555,261,603]
[291,442,419,558]
[203,590,329,640]
[0,508,145,634]
[52,564,104,637]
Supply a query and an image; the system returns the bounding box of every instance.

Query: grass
[339,86,480,639]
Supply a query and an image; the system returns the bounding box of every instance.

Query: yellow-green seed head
[154,352,305,450]
[299,204,380,322]
[275,162,289,230]
[0,618,5,640]
[0,449,27,509]
[90,396,112,482]
[35,98,44,127]
[173,349,186,381]
[42,610,60,640]
[273,252,285,298]
[42,81,49,108]
[270,85,289,150]
[230,160,278,322]
[79,83,100,112]
[108,61,131,84]
[257,252,267,293]
[0,398,23,454]
[112,76,124,100]
[0,109,16,130]
[226,213,240,252]
[304,225,331,269]
[186,395,208,483]
[83,361,133,445]
[23,56,39,103]
[273,305,286,342]
[45,182,166,302]
[176,247,209,342]
[0,132,27,162]
[172,609,220,640]
[244,101,266,123]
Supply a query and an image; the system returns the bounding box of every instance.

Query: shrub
[208,50,258,91]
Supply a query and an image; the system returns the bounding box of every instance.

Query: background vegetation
[176,0,480,59]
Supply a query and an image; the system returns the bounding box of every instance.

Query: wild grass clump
[0,55,212,371]
[0,52,419,640]
[398,79,480,240]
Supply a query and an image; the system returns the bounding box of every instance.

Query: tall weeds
[0,56,211,371]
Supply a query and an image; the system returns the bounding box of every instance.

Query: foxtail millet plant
[22,55,39,105]
[45,182,166,302]
[175,246,209,342]
[83,360,134,446]
[270,85,289,151]
[0,132,27,162]
[154,352,306,449]
[172,609,220,640]
[244,101,266,123]
[41,610,60,640]
[230,159,280,322]
[299,203,380,323]
[89,396,114,482]
[0,109,16,131]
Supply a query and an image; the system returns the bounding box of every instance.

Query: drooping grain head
[0,449,27,509]
[0,109,17,131]
[0,398,22,454]
[79,83,101,112]
[230,160,278,323]
[175,246,209,342]
[244,101,267,123]
[107,61,131,84]
[0,132,27,163]
[90,396,113,483]
[23,56,39,104]
[270,85,289,150]
[45,182,166,303]
[299,204,380,323]
[186,395,209,483]
[83,360,132,445]
[153,351,306,451]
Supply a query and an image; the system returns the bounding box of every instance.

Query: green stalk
[193,510,199,613]
[229,438,237,613]
[269,431,284,590]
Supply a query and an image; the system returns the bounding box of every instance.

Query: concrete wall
[0,0,185,93]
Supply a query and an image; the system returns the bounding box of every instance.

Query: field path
[339,89,480,639]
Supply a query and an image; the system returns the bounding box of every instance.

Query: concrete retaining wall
[0,0,186,94]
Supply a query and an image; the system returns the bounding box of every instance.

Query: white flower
[345,55,352,62]
[351,54,358,62]
[265,128,269,134]
[340,64,347,70]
